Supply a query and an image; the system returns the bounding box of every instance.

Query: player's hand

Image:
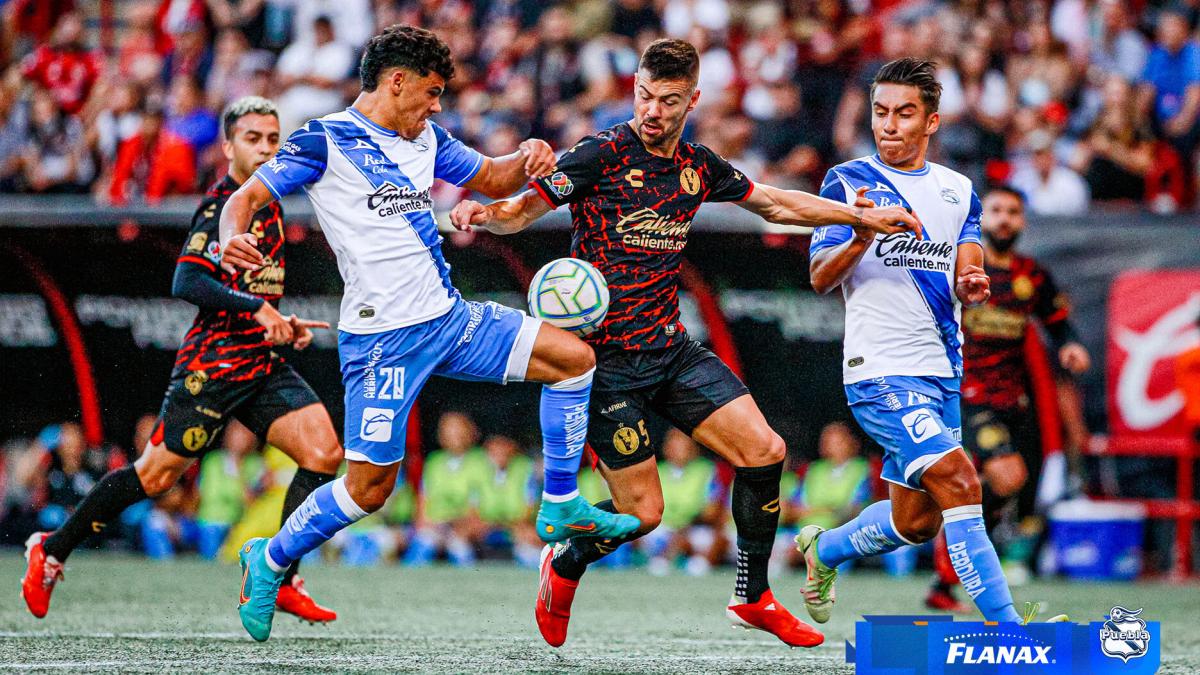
[853,186,876,209]
[449,200,494,231]
[253,302,293,345]
[221,233,263,274]
[858,205,924,239]
[289,315,330,350]
[518,139,557,178]
[1059,342,1091,374]
[956,264,991,306]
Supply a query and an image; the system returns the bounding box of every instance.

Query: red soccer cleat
[726,589,825,648]
[925,587,971,614]
[21,532,64,619]
[535,545,578,648]
[275,576,337,623]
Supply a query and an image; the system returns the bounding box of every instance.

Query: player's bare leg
[690,395,823,647]
[23,441,191,618]
[524,323,640,542]
[265,403,343,623]
[537,457,663,647]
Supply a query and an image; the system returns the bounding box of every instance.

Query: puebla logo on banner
[847,609,1160,674]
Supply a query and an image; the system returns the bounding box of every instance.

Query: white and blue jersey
[254,109,541,465]
[810,155,982,489]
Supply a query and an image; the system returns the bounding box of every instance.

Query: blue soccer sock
[540,368,594,499]
[942,504,1020,622]
[265,476,369,572]
[816,500,915,568]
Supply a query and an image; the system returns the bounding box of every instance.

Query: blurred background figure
[406,412,487,568]
[780,422,869,571]
[195,422,261,560]
[641,429,728,577]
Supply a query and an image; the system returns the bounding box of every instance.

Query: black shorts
[962,404,1038,465]
[155,359,320,457]
[588,339,749,470]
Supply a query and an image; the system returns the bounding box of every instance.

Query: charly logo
[1100,606,1151,662]
[366,182,432,218]
[874,232,953,272]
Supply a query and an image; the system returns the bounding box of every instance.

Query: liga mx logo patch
[360,407,395,442]
[1100,606,1150,662]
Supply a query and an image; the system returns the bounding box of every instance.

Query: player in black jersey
[451,39,922,648]
[22,97,343,624]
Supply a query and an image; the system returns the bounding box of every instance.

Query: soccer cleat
[21,532,63,619]
[726,589,825,648]
[1020,601,1069,624]
[237,538,285,642]
[795,525,837,624]
[535,494,640,543]
[276,576,337,624]
[535,544,578,647]
[925,587,971,614]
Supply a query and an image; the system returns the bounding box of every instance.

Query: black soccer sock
[731,462,783,604]
[280,467,337,583]
[550,499,644,581]
[43,466,148,562]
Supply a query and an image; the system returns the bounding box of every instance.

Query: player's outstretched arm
[739,183,924,238]
[807,187,882,295]
[462,140,558,199]
[218,177,276,274]
[449,190,553,235]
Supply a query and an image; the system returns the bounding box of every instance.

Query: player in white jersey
[794,58,1063,626]
[216,25,639,641]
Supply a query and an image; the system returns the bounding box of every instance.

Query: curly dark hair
[359,25,455,92]
[871,57,942,113]
[638,39,699,84]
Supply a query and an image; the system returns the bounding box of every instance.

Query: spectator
[166,76,220,153]
[18,12,101,115]
[406,412,488,567]
[518,6,585,138]
[118,1,165,87]
[781,422,870,569]
[1010,130,1091,216]
[473,435,541,568]
[1070,75,1156,203]
[1008,21,1077,109]
[275,15,354,133]
[104,103,195,204]
[217,444,297,562]
[1089,0,1149,84]
[37,423,101,531]
[753,82,824,188]
[0,89,31,191]
[662,0,730,39]
[1138,8,1200,172]
[642,429,727,577]
[161,19,213,86]
[938,43,1013,183]
[87,82,144,166]
[291,0,373,51]
[18,87,93,193]
[195,422,262,559]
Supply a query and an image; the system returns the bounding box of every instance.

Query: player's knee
[559,338,595,379]
[300,443,343,475]
[731,427,785,467]
[346,480,390,514]
[895,511,941,544]
[935,470,983,508]
[135,466,179,498]
[629,500,664,535]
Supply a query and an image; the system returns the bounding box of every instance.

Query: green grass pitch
[2,553,1197,673]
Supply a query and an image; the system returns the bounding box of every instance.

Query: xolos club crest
[1100,606,1151,662]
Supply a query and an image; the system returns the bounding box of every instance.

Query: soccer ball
[527,258,609,336]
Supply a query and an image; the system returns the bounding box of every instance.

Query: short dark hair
[986,185,1026,205]
[222,96,278,140]
[638,39,699,84]
[359,25,455,92]
[871,57,942,113]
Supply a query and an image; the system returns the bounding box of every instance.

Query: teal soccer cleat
[536,495,640,543]
[238,538,285,642]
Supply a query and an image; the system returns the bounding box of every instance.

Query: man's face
[385,68,446,140]
[632,72,698,148]
[871,82,938,167]
[1158,14,1189,52]
[223,113,280,177]
[982,191,1026,251]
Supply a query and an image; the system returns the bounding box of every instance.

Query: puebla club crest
[1100,606,1151,662]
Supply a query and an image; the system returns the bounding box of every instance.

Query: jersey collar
[347,107,399,137]
[870,154,930,176]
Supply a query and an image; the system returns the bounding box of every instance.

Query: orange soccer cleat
[275,576,337,624]
[726,589,825,648]
[535,545,578,647]
[21,532,64,619]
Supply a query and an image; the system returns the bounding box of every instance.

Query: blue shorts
[340,300,541,465]
[845,376,963,491]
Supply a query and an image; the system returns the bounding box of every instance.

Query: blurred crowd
[3,0,1200,212]
[0,410,891,575]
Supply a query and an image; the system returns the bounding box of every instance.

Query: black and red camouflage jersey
[961,253,1070,411]
[530,122,753,351]
[172,175,286,382]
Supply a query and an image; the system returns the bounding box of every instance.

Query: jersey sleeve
[701,147,754,203]
[178,195,224,270]
[529,135,605,208]
[172,194,265,312]
[809,169,855,256]
[958,190,983,245]
[432,122,485,187]
[252,120,329,200]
